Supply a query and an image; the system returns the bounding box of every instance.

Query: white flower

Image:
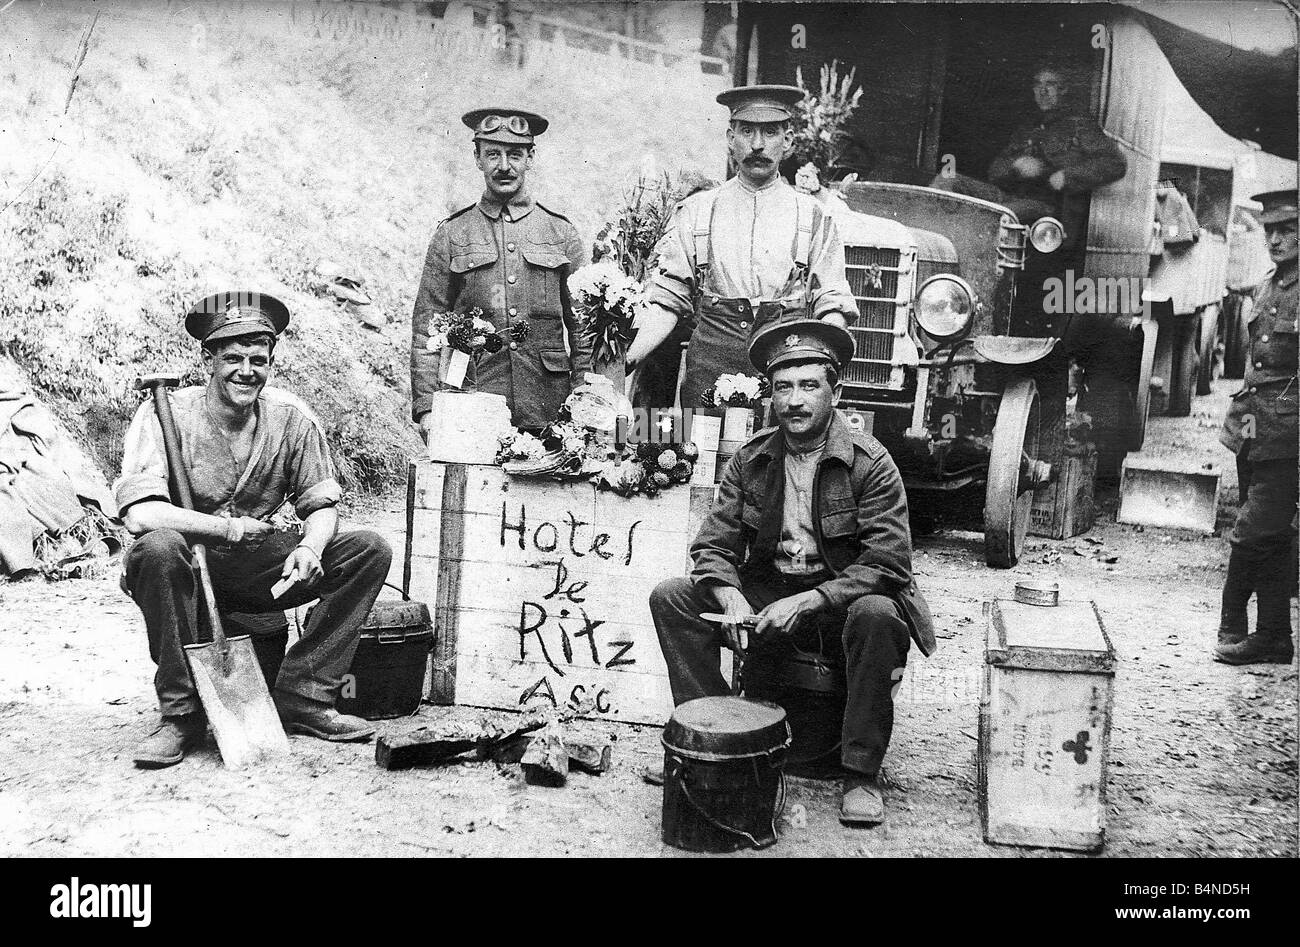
[794,162,822,195]
[510,431,546,459]
[426,329,449,351]
[472,316,494,334]
[713,372,762,406]
[569,259,631,307]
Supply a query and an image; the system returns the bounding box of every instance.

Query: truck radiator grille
[843,245,915,390]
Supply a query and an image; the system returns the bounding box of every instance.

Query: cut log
[564,741,612,776]
[521,719,569,787]
[489,735,612,775]
[375,710,546,770]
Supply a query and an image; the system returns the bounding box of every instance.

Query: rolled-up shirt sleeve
[112,402,172,514]
[288,411,342,519]
[641,202,697,323]
[808,209,858,323]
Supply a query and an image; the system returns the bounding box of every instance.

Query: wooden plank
[442,608,672,675]
[451,651,674,725]
[430,464,467,704]
[402,462,416,596]
[411,460,447,512]
[410,558,670,623]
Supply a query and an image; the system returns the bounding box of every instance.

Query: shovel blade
[184,635,290,769]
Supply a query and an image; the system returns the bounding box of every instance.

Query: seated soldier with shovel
[115,291,392,768]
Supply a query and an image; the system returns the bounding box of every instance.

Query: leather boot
[133,714,207,768]
[1217,549,1253,647]
[1216,551,1295,665]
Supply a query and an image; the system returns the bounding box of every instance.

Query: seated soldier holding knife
[648,319,935,825]
[115,291,392,768]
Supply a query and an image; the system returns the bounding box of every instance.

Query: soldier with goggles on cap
[114,292,393,767]
[410,107,590,436]
[648,319,935,826]
[625,85,858,411]
[1215,190,1299,666]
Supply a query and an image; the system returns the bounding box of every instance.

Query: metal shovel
[135,374,290,769]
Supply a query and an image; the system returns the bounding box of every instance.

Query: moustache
[743,155,772,164]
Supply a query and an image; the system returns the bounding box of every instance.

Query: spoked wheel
[984,376,1047,568]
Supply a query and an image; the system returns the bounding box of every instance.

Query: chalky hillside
[0,0,725,491]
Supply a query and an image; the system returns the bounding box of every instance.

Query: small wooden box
[978,598,1115,852]
[1029,446,1098,540]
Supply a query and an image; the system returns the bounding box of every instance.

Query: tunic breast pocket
[522,243,569,314]
[740,502,764,534]
[449,244,498,275]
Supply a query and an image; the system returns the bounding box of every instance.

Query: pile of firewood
[375,704,612,787]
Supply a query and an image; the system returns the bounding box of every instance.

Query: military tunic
[987,106,1127,241]
[410,191,591,430]
[1220,264,1299,555]
[648,411,934,777]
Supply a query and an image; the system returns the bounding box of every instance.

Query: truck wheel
[1196,303,1220,396]
[1167,315,1198,417]
[984,376,1042,568]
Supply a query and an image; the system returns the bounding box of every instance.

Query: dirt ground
[1,380,1296,858]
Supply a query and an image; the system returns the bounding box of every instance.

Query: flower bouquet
[790,59,864,177]
[426,308,529,388]
[495,374,627,478]
[567,260,641,387]
[700,372,771,442]
[597,441,700,498]
[496,375,700,497]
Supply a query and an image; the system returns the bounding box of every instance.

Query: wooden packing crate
[404,461,715,725]
[1029,445,1098,540]
[1117,453,1221,535]
[978,598,1115,852]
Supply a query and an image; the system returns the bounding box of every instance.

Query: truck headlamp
[915,275,975,340]
[1029,217,1066,253]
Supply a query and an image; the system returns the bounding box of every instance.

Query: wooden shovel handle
[146,385,228,652]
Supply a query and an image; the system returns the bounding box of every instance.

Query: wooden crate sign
[405,461,713,725]
[978,598,1115,852]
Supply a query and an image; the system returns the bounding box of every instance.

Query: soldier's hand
[754,590,822,640]
[418,413,435,446]
[282,544,324,590]
[820,312,849,330]
[1048,170,1066,191]
[1013,156,1047,179]
[715,586,753,654]
[224,516,273,547]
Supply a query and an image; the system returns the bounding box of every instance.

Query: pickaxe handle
[142,382,230,659]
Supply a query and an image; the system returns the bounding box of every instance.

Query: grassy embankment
[0,2,723,493]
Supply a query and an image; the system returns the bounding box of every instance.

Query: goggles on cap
[476,114,531,136]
